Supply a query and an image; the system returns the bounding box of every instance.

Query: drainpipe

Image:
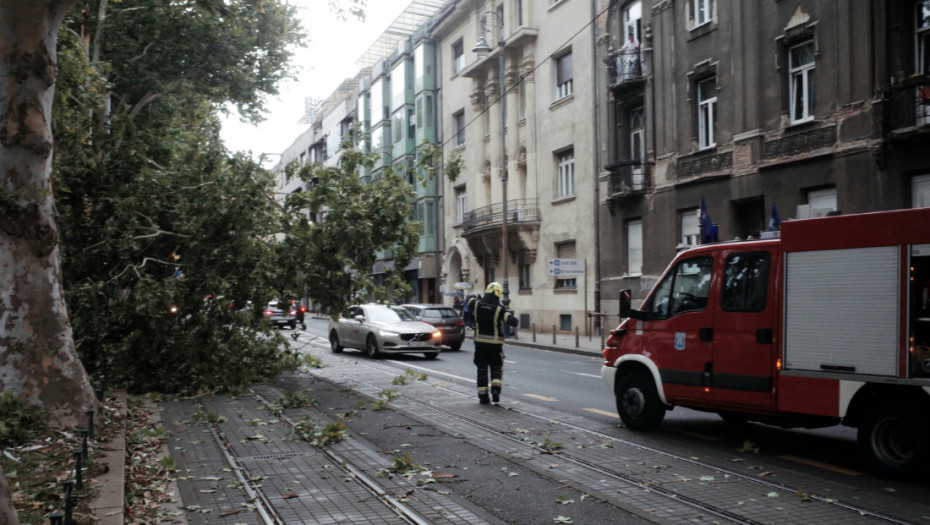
[591,0,602,336]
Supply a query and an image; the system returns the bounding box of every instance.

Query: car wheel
[857,401,930,479]
[424,352,439,360]
[289,320,297,329]
[450,343,462,351]
[615,369,666,431]
[365,334,380,358]
[330,331,343,354]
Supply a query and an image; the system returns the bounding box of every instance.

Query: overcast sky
[220,0,411,163]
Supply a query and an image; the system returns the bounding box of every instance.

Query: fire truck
[601,207,930,478]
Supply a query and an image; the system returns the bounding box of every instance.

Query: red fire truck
[601,207,930,478]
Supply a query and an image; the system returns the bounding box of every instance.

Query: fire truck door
[638,255,715,404]
[708,250,777,410]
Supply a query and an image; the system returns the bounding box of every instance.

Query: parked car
[329,304,441,359]
[401,303,466,351]
[289,301,307,322]
[263,302,298,329]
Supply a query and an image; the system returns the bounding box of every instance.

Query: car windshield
[364,307,406,323]
[392,307,417,321]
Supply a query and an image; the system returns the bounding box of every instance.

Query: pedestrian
[466,282,519,404]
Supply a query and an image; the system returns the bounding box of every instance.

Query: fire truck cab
[601,207,930,479]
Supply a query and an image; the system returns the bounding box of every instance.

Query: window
[559,314,572,331]
[392,111,404,144]
[519,259,531,290]
[697,76,717,149]
[807,187,836,217]
[556,52,573,100]
[644,256,712,318]
[915,2,930,124]
[627,220,642,276]
[681,209,699,247]
[516,0,524,27]
[789,40,815,124]
[456,187,467,223]
[519,82,527,120]
[722,252,770,312]
[452,39,465,74]
[555,241,577,289]
[370,78,384,122]
[630,106,645,190]
[914,174,930,208]
[691,0,714,28]
[453,110,465,147]
[557,150,575,197]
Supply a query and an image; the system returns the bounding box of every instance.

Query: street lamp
[473,11,511,312]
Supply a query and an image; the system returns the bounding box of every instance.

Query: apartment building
[434,0,601,334]
[596,0,930,315]
[357,0,448,303]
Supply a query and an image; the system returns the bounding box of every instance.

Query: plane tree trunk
[0,1,94,521]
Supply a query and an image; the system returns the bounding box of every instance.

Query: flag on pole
[699,196,717,244]
[768,203,781,231]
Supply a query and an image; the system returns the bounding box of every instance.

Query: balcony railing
[460,198,539,234]
[605,48,644,86]
[888,74,930,132]
[606,161,647,196]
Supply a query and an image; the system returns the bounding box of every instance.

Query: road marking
[385,361,475,383]
[583,408,619,419]
[568,371,601,379]
[778,455,863,476]
[521,393,559,402]
[668,429,724,442]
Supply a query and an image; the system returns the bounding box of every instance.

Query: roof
[355,0,450,68]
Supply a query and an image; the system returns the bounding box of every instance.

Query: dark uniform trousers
[468,296,518,402]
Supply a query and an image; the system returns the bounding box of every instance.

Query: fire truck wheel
[857,402,930,479]
[616,370,666,431]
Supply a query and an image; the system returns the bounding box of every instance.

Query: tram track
[299,340,921,525]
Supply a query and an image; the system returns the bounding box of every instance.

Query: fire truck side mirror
[620,289,652,321]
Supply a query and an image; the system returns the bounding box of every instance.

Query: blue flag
[768,203,781,231]
[699,196,717,243]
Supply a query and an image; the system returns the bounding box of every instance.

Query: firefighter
[466,282,519,404]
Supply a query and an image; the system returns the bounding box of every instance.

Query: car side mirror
[620,289,653,321]
[354,315,364,322]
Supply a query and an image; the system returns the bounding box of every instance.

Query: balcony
[606,161,648,199]
[887,74,930,136]
[605,49,645,89]
[460,198,539,234]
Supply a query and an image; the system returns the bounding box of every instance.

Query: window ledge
[622,273,642,279]
[784,118,820,132]
[552,194,576,205]
[549,94,575,111]
[554,287,577,294]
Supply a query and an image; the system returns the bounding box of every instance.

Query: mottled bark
[0,0,94,443]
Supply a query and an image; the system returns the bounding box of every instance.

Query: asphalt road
[293,317,929,502]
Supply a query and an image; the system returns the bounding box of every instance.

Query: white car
[329,304,441,359]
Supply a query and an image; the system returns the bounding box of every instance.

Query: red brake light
[456,319,465,327]
[300,306,307,312]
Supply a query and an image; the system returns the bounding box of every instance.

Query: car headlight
[379,330,399,338]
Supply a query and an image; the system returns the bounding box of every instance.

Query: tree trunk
[0,0,93,424]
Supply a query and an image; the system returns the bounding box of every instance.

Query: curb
[89,391,126,525]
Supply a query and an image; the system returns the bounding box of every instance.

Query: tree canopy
[50,0,418,394]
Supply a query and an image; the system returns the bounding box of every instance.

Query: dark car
[289,301,307,323]
[263,302,298,329]
[401,303,466,351]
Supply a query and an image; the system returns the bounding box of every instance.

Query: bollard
[86,410,94,440]
[81,430,89,458]
[73,450,84,489]
[49,512,64,525]
[62,480,74,525]
[575,326,579,348]
[532,323,536,343]
[552,325,556,345]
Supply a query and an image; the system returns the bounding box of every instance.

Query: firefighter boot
[491,386,501,404]
[478,394,491,405]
